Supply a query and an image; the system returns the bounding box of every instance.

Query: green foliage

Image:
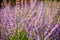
[7,30,28,40]
[40,32,44,40]
[54,12,60,23]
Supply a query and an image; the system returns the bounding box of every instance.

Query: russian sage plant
[0,0,60,40]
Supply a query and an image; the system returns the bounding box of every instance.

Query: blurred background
[0,0,60,8]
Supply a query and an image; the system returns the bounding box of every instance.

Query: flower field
[0,0,60,40]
